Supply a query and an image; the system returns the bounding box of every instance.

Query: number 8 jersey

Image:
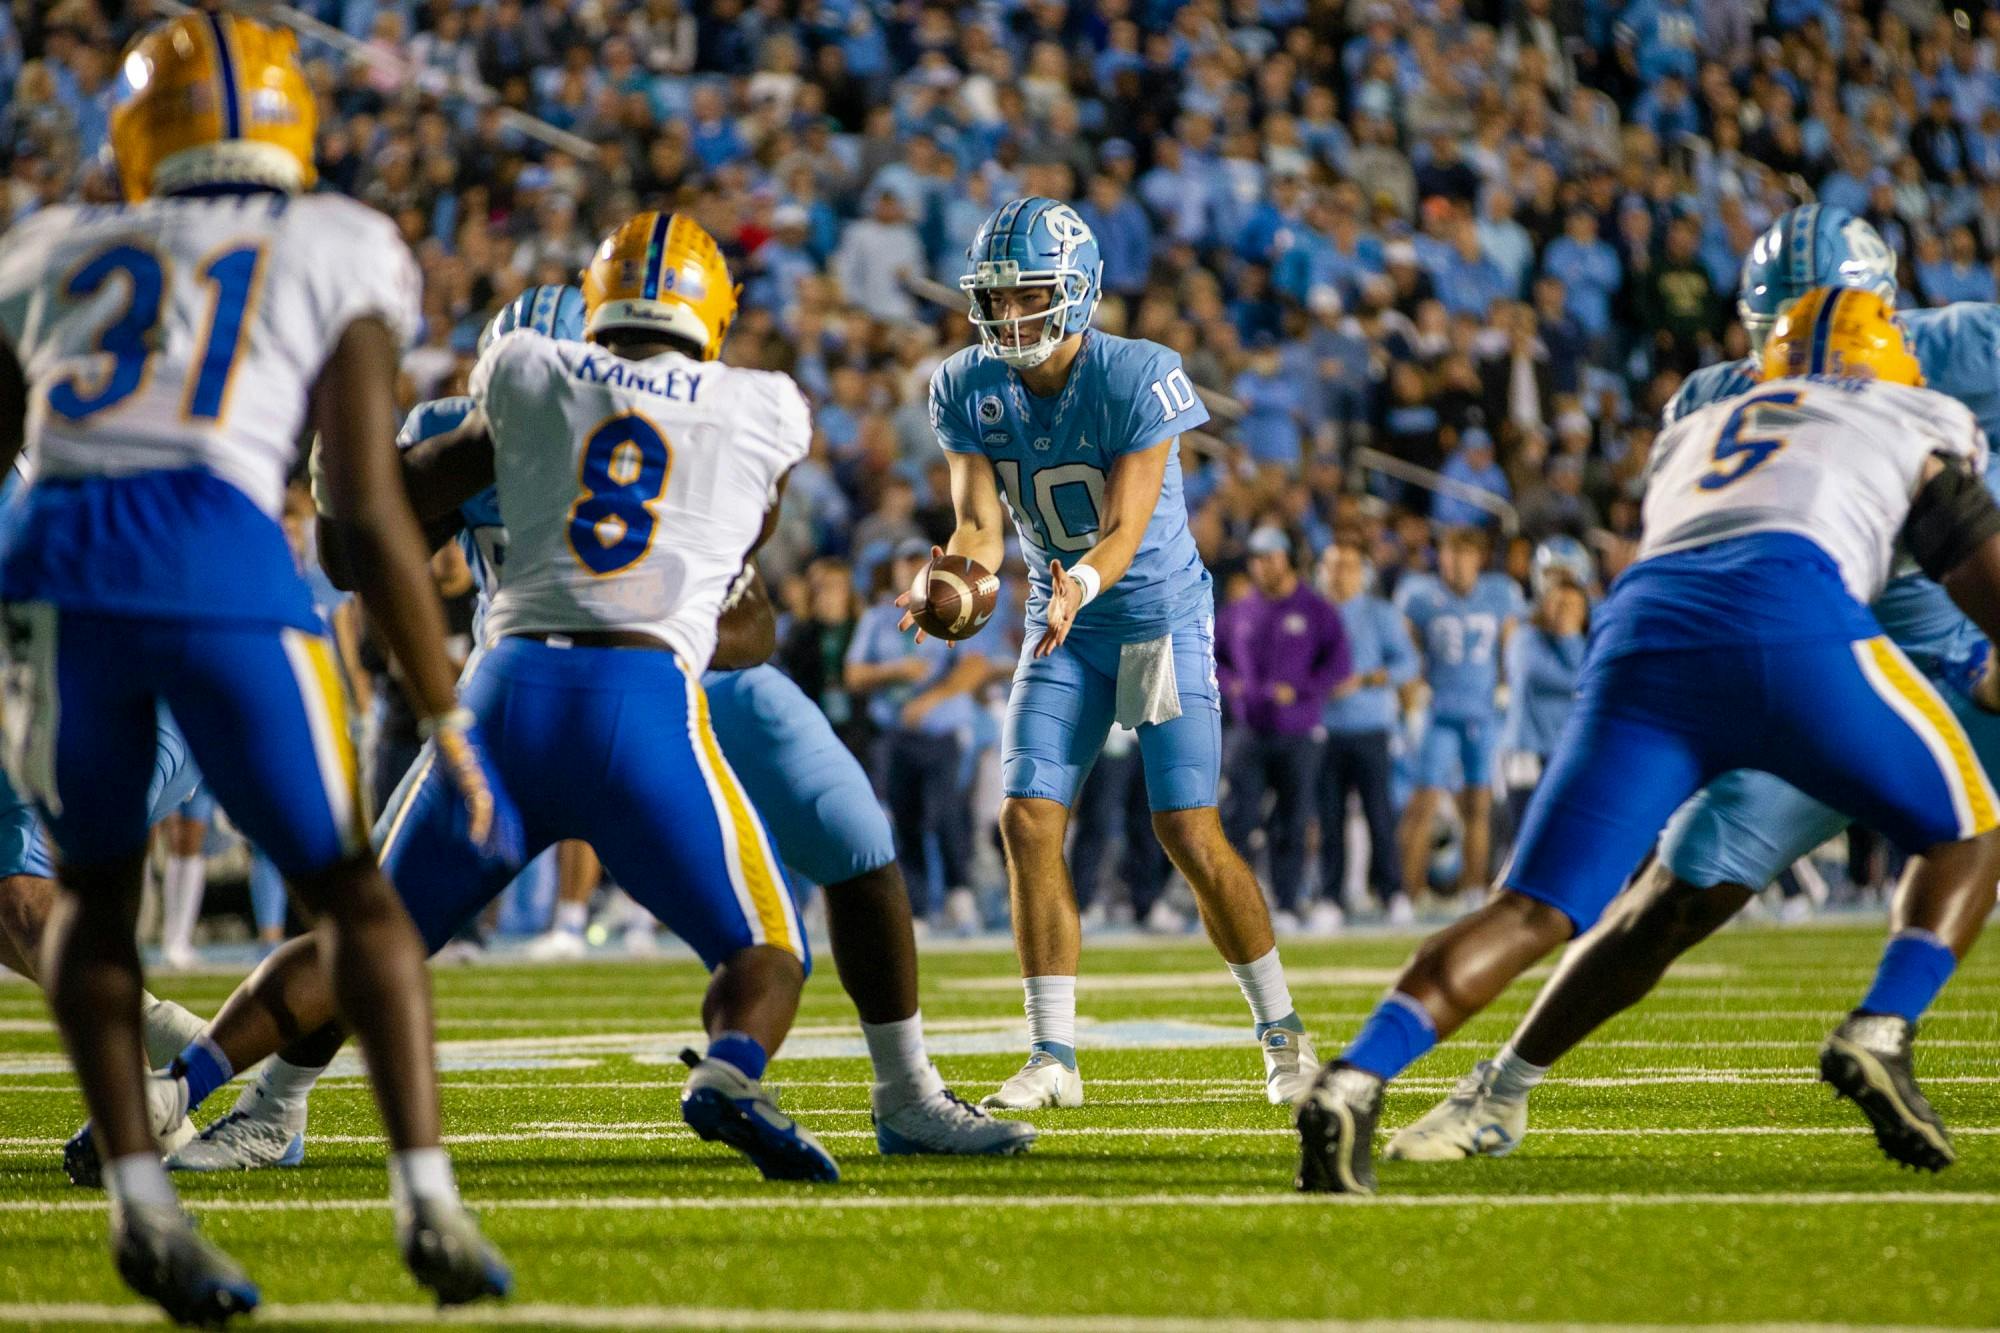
[929,330,1212,643]
[0,192,418,626]
[1641,375,1986,605]
[469,328,808,671]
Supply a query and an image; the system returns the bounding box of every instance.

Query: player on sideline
[167,287,1030,1171]
[912,197,1319,1109]
[1297,289,2000,1193]
[0,14,514,1320]
[132,213,843,1183]
[1393,205,2000,1167]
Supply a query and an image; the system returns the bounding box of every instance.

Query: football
[909,553,1000,641]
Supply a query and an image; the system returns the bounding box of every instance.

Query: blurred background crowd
[0,0,1948,947]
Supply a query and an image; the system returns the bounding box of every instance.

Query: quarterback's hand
[425,708,524,867]
[1037,559,1084,658]
[894,545,947,643]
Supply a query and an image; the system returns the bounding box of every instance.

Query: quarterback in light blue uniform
[1655,205,2000,895]
[923,197,1320,1114]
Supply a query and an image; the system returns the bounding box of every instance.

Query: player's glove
[421,707,524,867]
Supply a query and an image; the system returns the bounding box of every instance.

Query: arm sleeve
[928,365,984,455]
[1118,344,1210,453]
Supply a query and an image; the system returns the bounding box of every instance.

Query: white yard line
[0,1303,1962,1333]
[2,1190,1994,1217]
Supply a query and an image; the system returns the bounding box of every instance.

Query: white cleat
[979,1052,1083,1110]
[65,1072,194,1187]
[1384,1059,1528,1161]
[168,1080,306,1172]
[1304,901,1346,936]
[873,1071,1037,1155]
[1262,1027,1321,1105]
[522,928,588,961]
[1141,900,1189,934]
[1385,893,1417,928]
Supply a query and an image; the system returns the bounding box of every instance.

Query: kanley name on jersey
[467,326,808,671]
[928,330,1212,643]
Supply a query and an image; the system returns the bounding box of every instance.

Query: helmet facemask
[961,261,1093,368]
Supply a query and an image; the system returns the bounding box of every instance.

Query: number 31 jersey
[0,192,418,625]
[929,331,1212,643]
[470,329,808,672]
[1641,375,1985,605]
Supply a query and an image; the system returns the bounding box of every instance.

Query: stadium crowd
[0,0,1956,934]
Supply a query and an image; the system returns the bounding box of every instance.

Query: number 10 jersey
[469,329,808,672]
[928,331,1212,644]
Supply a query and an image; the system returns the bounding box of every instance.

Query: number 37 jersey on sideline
[0,192,418,626]
[929,331,1211,643]
[469,329,808,672]
[1640,375,1985,607]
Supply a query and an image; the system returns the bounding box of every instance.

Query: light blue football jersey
[1396,571,1525,722]
[1661,303,2000,667]
[929,331,1212,643]
[398,396,505,639]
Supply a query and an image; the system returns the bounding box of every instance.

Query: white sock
[258,1053,327,1104]
[160,856,202,954]
[103,1152,178,1208]
[553,900,587,934]
[388,1147,458,1212]
[861,1012,943,1100]
[1488,1043,1548,1101]
[1023,975,1077,1058]
[1228,948,1298,1030]
[138,992,208,1071]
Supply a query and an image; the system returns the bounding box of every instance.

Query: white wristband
[1069,563,1101,607]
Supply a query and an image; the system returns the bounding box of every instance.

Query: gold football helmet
[1758,287,1923,386]
[109,13,316,202]
[580,212,741,361]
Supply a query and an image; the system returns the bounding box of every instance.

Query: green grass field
[2,921,1996,1330]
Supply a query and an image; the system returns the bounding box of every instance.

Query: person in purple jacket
[1218,527,1354,932]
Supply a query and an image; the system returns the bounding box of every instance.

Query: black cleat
[65,1121,103,1188]
[1820,1010,1955,1172]
[401,1196,514,1307]
[1294,1062,1382,1195]
[111,1199,259,1327]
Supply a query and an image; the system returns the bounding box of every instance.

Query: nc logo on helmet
[1042,205,1092,257]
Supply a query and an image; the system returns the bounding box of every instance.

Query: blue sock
[1341,992,1437,1080]
[1859,929,1958,1023]
[1255,1011,1306,1040]
[706,1031,768,1082]
[1030,1039,1077,1070]
[171,1034,234,1111]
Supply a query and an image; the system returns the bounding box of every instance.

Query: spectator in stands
[1434,428,1511,529]
[1217,527,1351,934]
[1070,728,1179,934]
[833,189,924,323]
[1317,540,1419,925]
[778,557,866,756]
[1541,208,1622,348]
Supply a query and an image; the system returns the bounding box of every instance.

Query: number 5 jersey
[0,191,419,628]
[469,327,808,673]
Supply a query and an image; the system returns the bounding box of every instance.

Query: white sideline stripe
[941,964,1742,992]
[4,1190,1995,1218]
[0,1306,1958,1333]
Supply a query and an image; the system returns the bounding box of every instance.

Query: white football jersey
[469,330,809,670]
[1642,376,1987,604]
[0,193,420,517]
